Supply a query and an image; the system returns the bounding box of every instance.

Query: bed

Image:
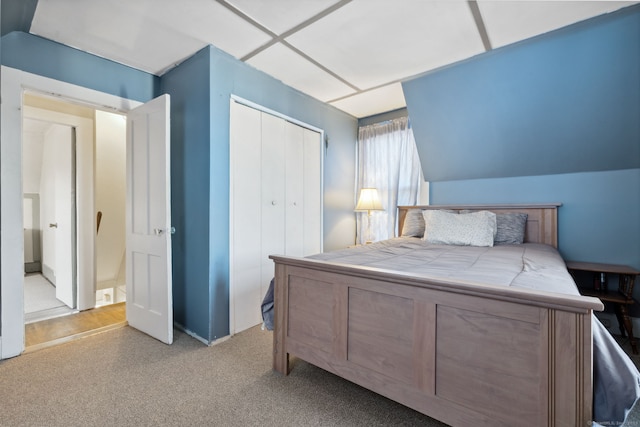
[267,204,640,426]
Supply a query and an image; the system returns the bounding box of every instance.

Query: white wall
[23,198,36,263]
[95,110,126,289]
[23,121,47,266]
[419,180,430,205]
[22,121,46,194]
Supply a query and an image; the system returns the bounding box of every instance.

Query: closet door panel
[303,128,322,256]
[284,122,304,256]
[230,102,263,333]
[260,112,286,296]
[230,100,323,334]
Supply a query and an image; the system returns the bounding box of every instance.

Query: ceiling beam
[468,1,492,51]
[235,0,354,62]
[216,0,360,91]
[1,0,39,36]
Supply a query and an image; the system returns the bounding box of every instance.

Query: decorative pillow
[494,213,528,245]
[401,209,458,237]
[459,209,497,238]
[401,209,425,237]
[422,210,496,247]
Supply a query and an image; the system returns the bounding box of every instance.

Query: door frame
[23,106,93,310]
[228,95,325,335]
[1,66,142,359]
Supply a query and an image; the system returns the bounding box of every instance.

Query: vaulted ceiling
[6,0,638,118]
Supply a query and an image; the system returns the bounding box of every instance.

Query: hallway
[25,302,127,352]
[24,273,127,352]
[24,273,75,323]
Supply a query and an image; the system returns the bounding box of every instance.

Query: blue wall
[163,45,357,341]
[403,5,640,182]
[2,32,159,102]
[2,32,358,343]
[402,6,640,305]
[431,169,640,270]
[160,48,213,341]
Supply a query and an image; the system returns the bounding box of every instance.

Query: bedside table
[566,261,639,354]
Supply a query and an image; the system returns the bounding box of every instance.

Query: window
[356,116,423,243]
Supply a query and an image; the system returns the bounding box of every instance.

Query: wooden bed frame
[270,204,604,427]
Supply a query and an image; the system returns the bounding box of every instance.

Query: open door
[126,94,173,344]
[39,123,76,308]
[53,125,76,308]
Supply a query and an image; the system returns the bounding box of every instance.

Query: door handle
[154,227,176,236]
[49,223,58,228]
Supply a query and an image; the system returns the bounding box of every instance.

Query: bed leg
[273,334,290,375]
[273,263,290,375]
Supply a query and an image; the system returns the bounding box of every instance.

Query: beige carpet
[0,326,447,427]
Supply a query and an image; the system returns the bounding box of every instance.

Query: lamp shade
[354,188,383,212]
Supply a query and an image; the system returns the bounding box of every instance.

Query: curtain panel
[356,116,422,244]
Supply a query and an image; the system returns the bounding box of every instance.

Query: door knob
[154,227,176,236]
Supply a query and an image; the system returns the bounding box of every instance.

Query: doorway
[2,67,174,359]
[21,93,127,347]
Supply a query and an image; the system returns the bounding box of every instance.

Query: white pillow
[422,210,497,247]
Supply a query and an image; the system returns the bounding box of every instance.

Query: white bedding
[305,237,640,425]
[310,237,579,296]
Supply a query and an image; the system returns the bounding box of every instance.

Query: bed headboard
[397,204,561,248]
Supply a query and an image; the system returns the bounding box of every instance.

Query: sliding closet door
[230,102,263,333]
[303,128,322,256]
[260,113,286,306]
[230,99,323,335]
[284,122,304,256]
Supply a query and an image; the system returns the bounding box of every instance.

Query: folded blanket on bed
[261,278,275,331]
[593,317,640,425]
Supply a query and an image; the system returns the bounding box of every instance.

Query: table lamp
[354,188,383,243]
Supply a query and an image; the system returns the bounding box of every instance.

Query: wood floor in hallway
[25,302,127,352]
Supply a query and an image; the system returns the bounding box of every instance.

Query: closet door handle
[272,201,277,206]
[49,223,58,228]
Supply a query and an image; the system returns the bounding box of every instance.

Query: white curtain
[356,116,422,244]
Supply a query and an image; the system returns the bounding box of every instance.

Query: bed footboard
[271,256,603,427]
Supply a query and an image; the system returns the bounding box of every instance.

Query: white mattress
[310,237,579,296]
[307,237,640,424]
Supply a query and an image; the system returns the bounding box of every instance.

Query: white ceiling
[29,0,637,118]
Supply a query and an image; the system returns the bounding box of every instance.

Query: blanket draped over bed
[263,237,640,425]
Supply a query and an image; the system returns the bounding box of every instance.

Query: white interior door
[302,128,322,256]
[53,125,75,307]
[284,122,304,256]
[260,113,285,309]
[230,101,263,334]
[126,94,173,344]
[229,99,324,335]
[39,123,75,308]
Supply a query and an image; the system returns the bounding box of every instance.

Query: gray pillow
[495,213,528,245]
[401,209,425,237]
[401,209,458,237]
[422,209,497,247]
